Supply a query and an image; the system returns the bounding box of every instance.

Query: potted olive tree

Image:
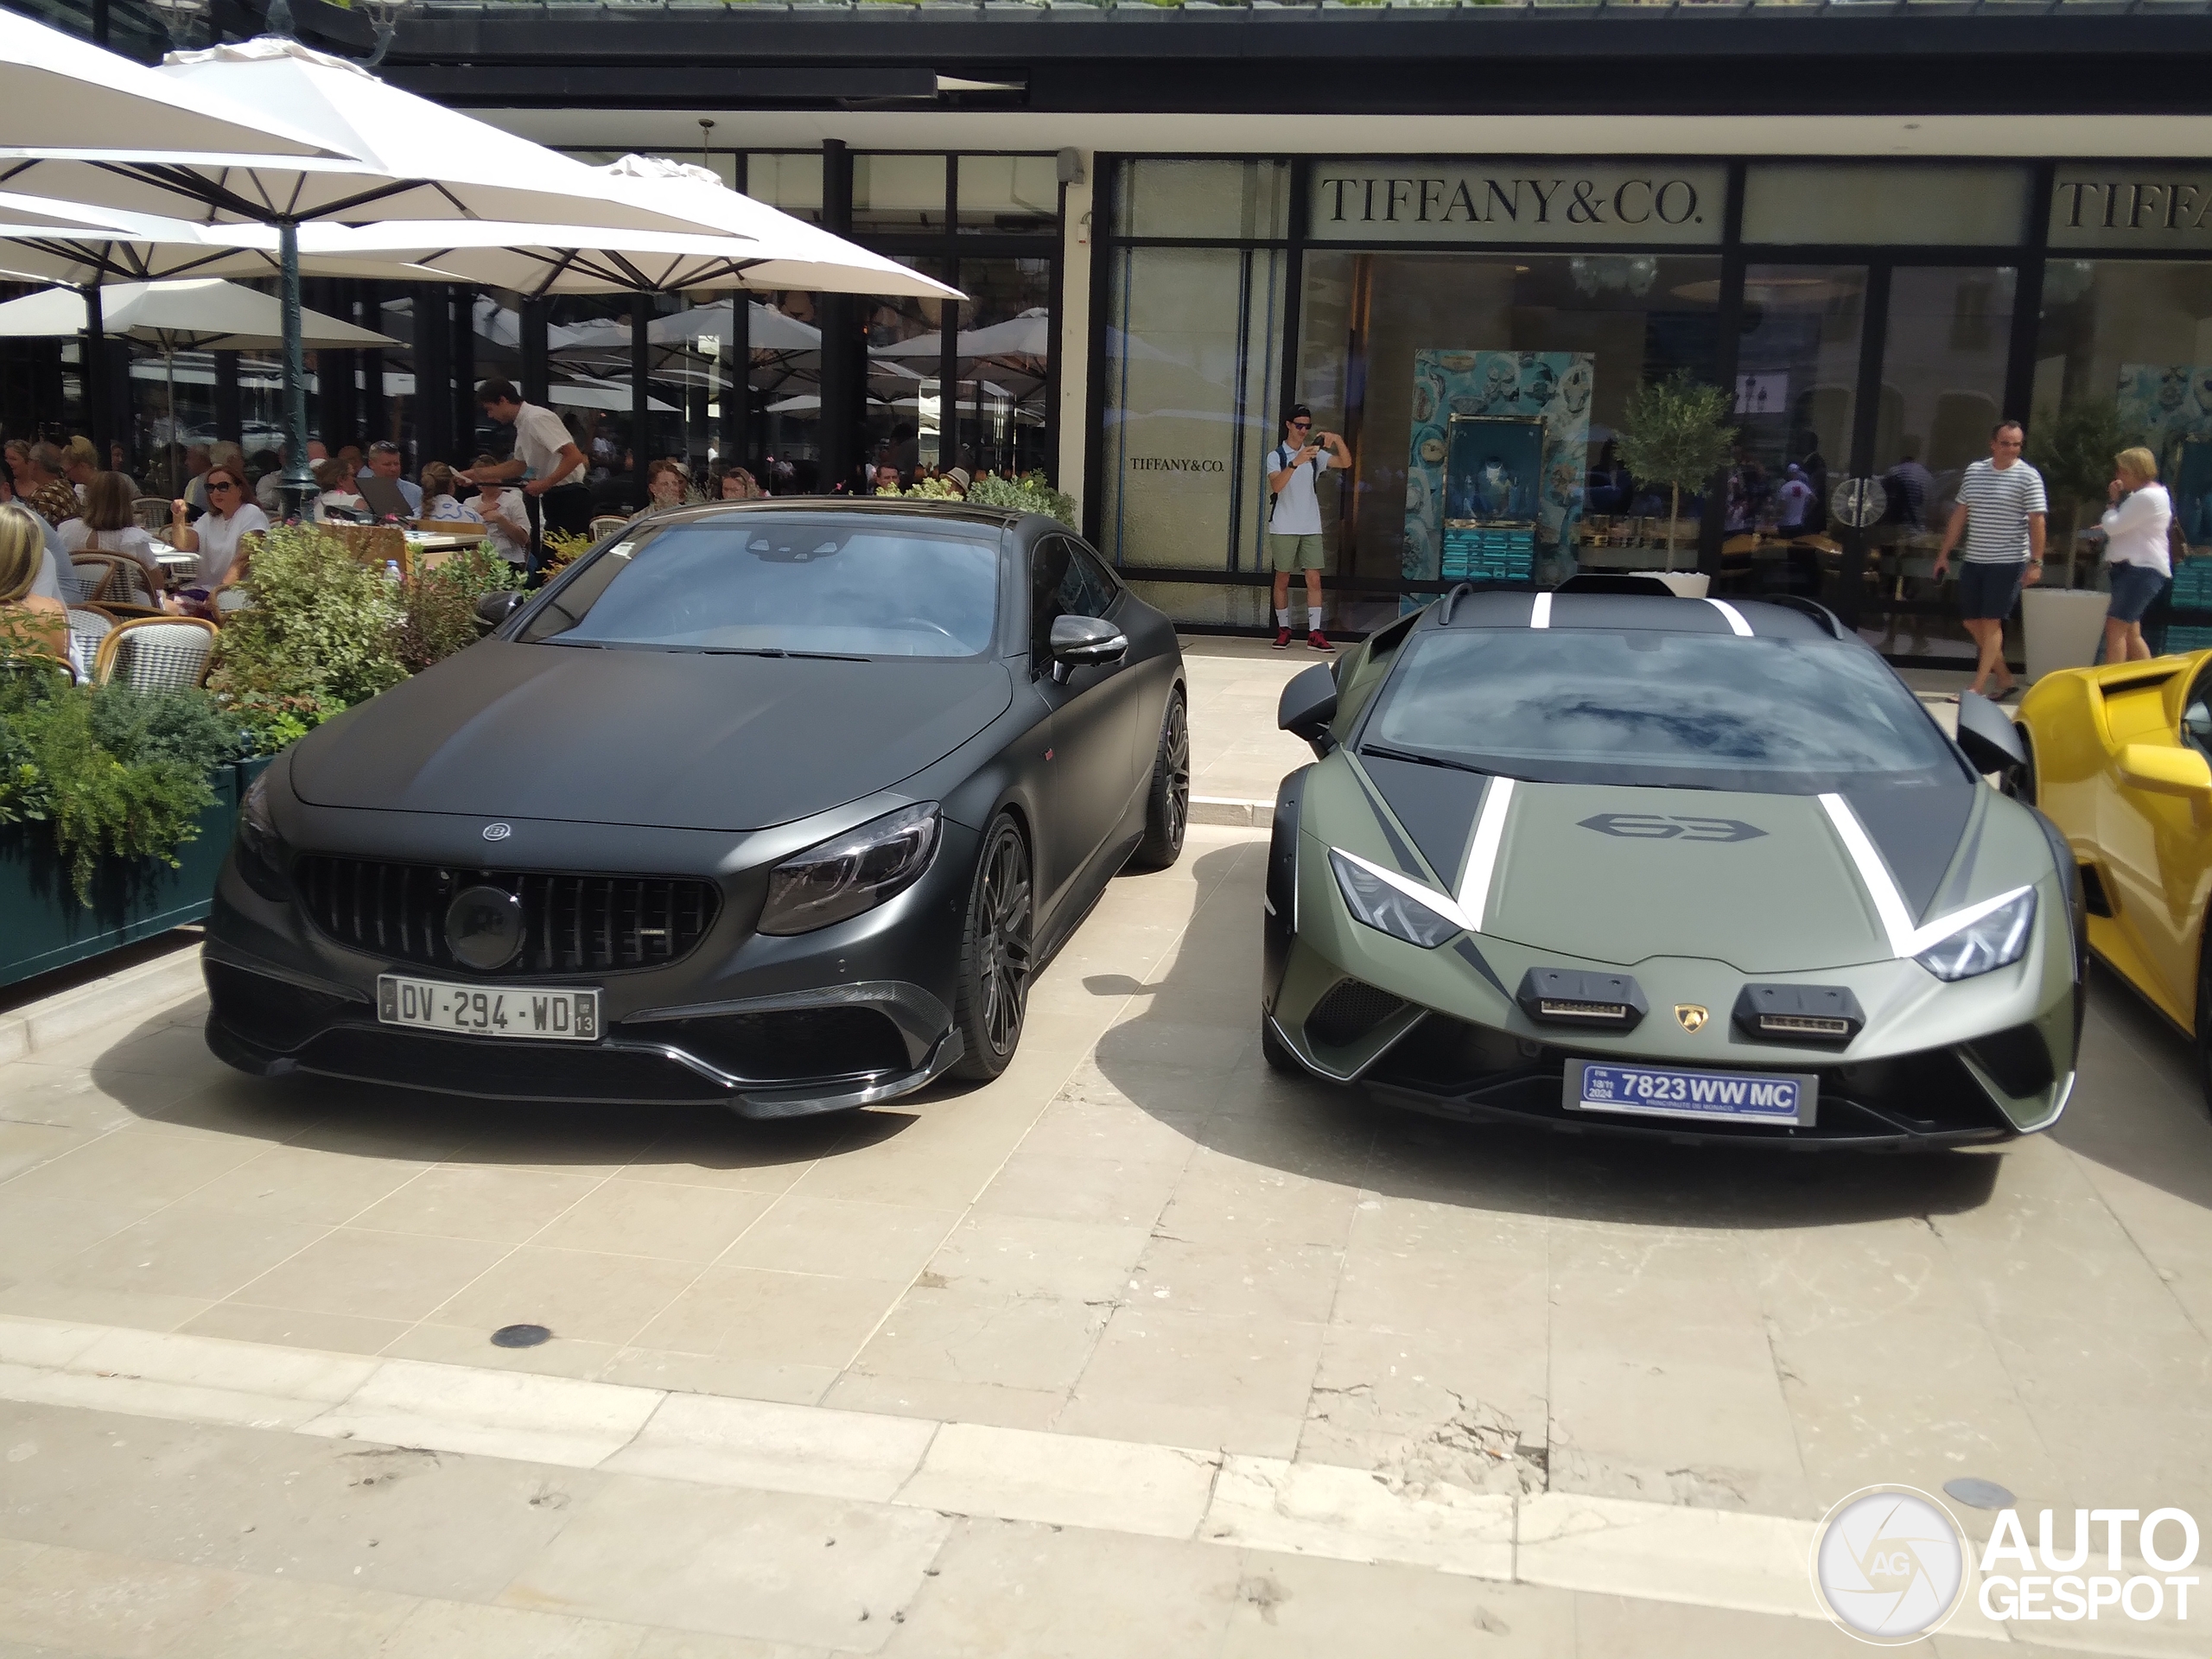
[1613,372,1737,575]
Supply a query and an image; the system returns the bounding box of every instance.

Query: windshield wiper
[1359,743,1491,777]
[701,646,869,662]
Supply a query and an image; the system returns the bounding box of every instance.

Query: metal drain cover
[491,1324,552,1349]
[1943,1478,2015,1510]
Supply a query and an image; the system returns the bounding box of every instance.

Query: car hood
[290,640,1015,832]
[1352,754,1982,974]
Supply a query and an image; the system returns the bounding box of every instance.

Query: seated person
[472,475,531,566]
[356,441,423,514]
[0,503,68,663]
[60,470,166,600]
[167,462,268,613]
[646,458,692,511]
[418,461,483,524]
[312,457,366,520]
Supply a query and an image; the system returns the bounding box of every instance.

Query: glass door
[1728,265,1870,614]
[1859,265,2018,663]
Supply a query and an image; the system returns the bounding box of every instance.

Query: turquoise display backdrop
[1404,349,1592,588]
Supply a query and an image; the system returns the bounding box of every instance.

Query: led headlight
[1330,849,1460,949]
[1914,888,2037,982]
[759,803,940,936]
[233,770,289,900]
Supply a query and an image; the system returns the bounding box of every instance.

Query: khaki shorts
[1268,532,1326,573]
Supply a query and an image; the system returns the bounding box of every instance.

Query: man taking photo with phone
[1268,405,1351,651]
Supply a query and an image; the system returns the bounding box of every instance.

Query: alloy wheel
[1163,696,1191,850]
[976,826,1033,1058]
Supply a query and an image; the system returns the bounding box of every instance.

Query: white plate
[377,974,601,1042]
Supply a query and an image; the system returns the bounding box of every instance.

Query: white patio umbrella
[0,8,343,161]
[872,306,1050,361]
[0,280,394,353]
[0,37,746,513]
[0,202,458,287]
[0,277,397,463]
[647,300,821,353]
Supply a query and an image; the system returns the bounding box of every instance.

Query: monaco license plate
[377,975,600,1043]
[1566,1058,1816,1127]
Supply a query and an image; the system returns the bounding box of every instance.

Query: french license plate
[1565,1058,1816,1127]
[377,975,601,1042]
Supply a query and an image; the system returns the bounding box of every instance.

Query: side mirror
[1279,662,1338,756]
[1955,690,2026,776]
[2119,742,2212,798]
[474,589,526,632]
[1049,613,1127,682]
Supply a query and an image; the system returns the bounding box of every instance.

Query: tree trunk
[1665,483,1681,569]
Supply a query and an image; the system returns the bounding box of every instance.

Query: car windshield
[519,516,1001,658]
[1363,627,1963,792]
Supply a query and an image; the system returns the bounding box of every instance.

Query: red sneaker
[1272,627,1292,650]
[1308,630,1333,652]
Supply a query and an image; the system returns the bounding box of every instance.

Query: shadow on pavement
[2051,958,2212,1211]
[107,1008,914,1174]
[1090,844,2005,1230]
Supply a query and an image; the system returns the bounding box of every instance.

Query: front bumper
[1266,833,2079,1151]
[203,798,979,1117]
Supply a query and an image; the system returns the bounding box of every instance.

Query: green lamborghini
[1262,581,2082,1147]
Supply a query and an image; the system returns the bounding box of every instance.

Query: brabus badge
[482,823,512,842]
[1675,1004,1709,1033]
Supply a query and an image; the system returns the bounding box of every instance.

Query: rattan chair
[588,515,631,540]
[213,586,252,617]
[132,497,174,534]
[65,605,115,676]
[92,615,219,690]
[63,556,113,604]
[86,550,161,607]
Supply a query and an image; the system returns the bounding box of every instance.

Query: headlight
[234,770,289,899]
[759,803,940,936]
[1330,849,1460,949]
[1914,888,2037,982]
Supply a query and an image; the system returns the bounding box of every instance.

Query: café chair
[589,515,631,540]
[132,497,174,534]
[92,615,219,691]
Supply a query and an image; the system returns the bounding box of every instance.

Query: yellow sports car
[2013,652,2212,1098]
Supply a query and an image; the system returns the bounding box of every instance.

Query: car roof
[1428,586,1841,642]
[636,498,1039,534]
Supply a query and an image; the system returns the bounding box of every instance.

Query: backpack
[1268,444,1323,513]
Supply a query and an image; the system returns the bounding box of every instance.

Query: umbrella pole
[80,284,106,461]
[277,219,315,521]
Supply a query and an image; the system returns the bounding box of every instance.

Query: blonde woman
[2101,446,2173,665]
[0,502,67,664]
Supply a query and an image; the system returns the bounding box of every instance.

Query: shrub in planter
[962,471,1078,528]
[396,545,525,671]
[0,676,244,903]
[207,524,408,735]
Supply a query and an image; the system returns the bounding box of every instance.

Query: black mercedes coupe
[203,500,1189,1116]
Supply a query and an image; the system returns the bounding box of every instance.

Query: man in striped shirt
[1933,421,2046,699]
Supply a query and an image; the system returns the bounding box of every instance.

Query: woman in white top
[59,470,164,601]
[416,462,484,524]
[168,462,270,613]
[2101,445,2174,666]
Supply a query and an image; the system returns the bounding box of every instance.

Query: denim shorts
[2106,562,2169,624]
[1957,561,2028,620]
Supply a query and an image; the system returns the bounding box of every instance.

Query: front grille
[294,856,719,975]
[1305,979,1408,1047]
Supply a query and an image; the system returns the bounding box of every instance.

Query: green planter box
[0,755,270,989]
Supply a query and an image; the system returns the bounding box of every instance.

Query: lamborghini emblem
[1675,1004,1709,1033]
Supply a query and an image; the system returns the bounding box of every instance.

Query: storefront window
[957,156,1058,236]
[1113,160,1289,242]
[1101,244,1286,624]
[854,155,949,236]
[2034,259,2212,575]
[950,257,1052,480]
[1294,251,1720,627]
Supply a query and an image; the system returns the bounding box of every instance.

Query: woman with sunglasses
[168,463,270,614]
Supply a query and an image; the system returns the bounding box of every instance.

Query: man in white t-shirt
[1267,405,1351,652]
[460,379,592,576]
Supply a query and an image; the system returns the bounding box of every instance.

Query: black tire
[1128,690,1190,871]
[1261,1014,1302,1076]
[950,815,1034,1083]
[2195,920,2212,1120]
[2000,724,2037,805]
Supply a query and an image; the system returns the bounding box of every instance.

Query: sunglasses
[1290,421,1312,430]
[207,480,239,492]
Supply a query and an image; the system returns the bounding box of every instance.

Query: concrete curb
[1190,795,1274,828]
[0,942,205,1066]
